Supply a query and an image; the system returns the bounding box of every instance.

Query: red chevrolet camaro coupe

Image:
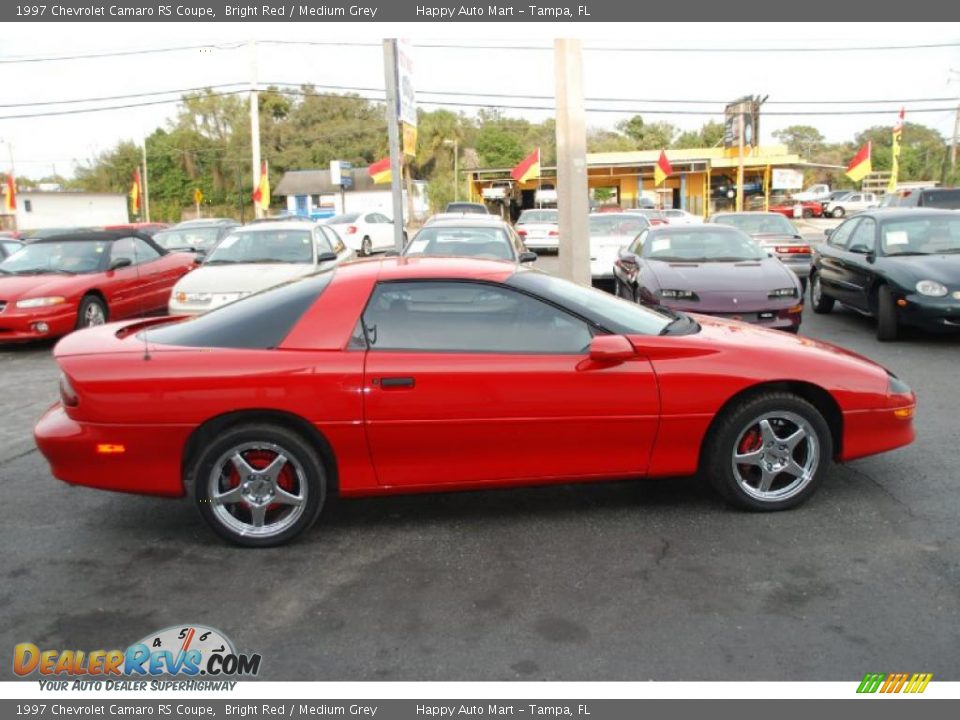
[0,230,195,342]
[34,257,916,547]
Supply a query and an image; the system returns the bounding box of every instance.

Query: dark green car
[810,209,960,341]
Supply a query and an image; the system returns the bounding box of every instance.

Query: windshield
[518,210,558,224]
[406,226,514,260]
[327,213,360,224]
[642,229,766,262]
[880,216,960,255]
[713,214,797,236]
[508,271,675,336]
[447,203,487,214]
[204,229,315,265]
[633,209,665,220]
[0,239,108,274]
[589,214,649,236]
[153,227,223,252]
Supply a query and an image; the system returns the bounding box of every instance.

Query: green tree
[475,125,524,167]
[772,125,826,157]
[616,116,677,150]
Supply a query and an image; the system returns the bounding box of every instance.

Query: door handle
[377,377,415,389]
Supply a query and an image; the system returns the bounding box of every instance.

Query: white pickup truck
[793,184,832,202]
[482,181,515,203]
[534,183,558,206]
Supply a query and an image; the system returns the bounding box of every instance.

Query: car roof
[26,229,151,243]
[710,211,784,218]
[234,221,317,232]
[855,208,960,221]
[172,218,237,227]
[647,223,736,234]
[422,218,511,229]
[336,255,520,283]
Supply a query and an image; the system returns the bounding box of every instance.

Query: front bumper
[0,304,78,343]
[34,403,190,497]
[894,293,960,332]
[676,303,803,331]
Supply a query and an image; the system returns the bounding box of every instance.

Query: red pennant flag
[654,150,673,187]
[845,142,872,182]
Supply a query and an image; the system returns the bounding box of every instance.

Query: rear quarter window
[145,272,333,349]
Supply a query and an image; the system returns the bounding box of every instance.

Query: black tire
[809,271,835,314]
[614,278,632,301]
[832,207,845,218]
[361,236,373,256]
[875,284,899,342]
[703,392,832,512]
[76,294,108,329]
[191,423,327,547]
[802,208,813,219]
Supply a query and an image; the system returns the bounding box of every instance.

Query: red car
[0,230,196,342]
[35,258,916,546]
[767,200,824,219]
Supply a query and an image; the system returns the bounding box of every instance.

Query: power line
[4,80,956,109]
[1,87,957,121]
[2,38,959,64]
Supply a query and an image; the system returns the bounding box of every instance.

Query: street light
[443,138,459,201]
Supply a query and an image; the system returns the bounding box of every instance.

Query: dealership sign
[396,39,416,128]
[772,169,804,190]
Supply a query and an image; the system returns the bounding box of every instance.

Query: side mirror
[519,251,537,263]
[384,250,399,257]
[317,251,337,263]
[193,250,207,264]
[823,229,834,239]
[848,244,871,255]
[109,258,132,271]
[588,335,637,362]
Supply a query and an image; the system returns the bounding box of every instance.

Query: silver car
[707,212,812,288]
[515,208,560,250]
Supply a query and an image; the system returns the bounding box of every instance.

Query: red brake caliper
[738,428,761,456]
[243,450,295,512]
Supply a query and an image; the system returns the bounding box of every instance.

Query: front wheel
[703,393,832,511]
[76,295,108,329]
[832,207,845,218]
[802,208,813,219]
[876,285,900,342]
[810,272,835,314]
[191,423,327,547]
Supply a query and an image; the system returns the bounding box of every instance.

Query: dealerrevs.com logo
[857,673,933,694]
[14,625,261,689]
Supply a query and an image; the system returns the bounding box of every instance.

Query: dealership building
[467,144,832,218]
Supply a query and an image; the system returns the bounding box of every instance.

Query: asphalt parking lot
[2,246,959,681]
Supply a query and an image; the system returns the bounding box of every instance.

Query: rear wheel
[76,295,108,329]
[876,284,900,342]
[703,392,832,511]
[361,236,373,256]
[832,207,846,218]
[802,208,814,218]
[810,272,835,314]
[191,423,326,547]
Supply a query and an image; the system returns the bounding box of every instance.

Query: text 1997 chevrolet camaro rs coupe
[35,257,916,546]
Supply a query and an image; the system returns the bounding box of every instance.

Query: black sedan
[810,209,960,341]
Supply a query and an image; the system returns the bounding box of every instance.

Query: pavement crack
[845,464,916,519]
[0,446,39,468]
[655,538,670,566]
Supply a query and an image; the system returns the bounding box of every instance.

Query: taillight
[775,245,811,254]
[346,226,357,234]
[548,230,559,237]
[59,372,78,407]
[517,228,527,237]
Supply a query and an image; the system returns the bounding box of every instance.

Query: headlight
[16,296,67,309]
[768,287,798,299]
[175,292,213,304]
[888,374,912,395]
[915,280,948,297]
[659,289,699,300]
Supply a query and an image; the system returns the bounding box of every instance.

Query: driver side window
[828,219,859,249]
[362,281,593,354]
[847,219,876,253]
[110,237,159,266]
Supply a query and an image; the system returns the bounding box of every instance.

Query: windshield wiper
[659,313,691,336]
[202,259,238,265]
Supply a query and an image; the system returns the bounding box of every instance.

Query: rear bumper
[34,403,190,497]
[0,305,78,343]
[523,238,560,250]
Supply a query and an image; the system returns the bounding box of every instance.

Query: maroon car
[612,224,804,332]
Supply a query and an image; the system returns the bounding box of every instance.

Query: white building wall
[11,192,128,231]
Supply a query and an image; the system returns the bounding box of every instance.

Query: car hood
[0,273,87,301]
[646,257,795,292]
[881,254,960,286]
[173,263,315,294]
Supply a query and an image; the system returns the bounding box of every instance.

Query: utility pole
[554,39,590,287]
[735,111,745,213]
[249,39,263,219]
[951,104,959,169]
[383,39,406,253]
[141,135,150,222]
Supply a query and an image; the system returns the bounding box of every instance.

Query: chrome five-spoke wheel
[732,411,819,502]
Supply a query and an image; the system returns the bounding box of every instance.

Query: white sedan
[326,210,403,256]
[515,208,560,250]
[587,213,651,283]
[662,209,703,225]
[168,221,353,316]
